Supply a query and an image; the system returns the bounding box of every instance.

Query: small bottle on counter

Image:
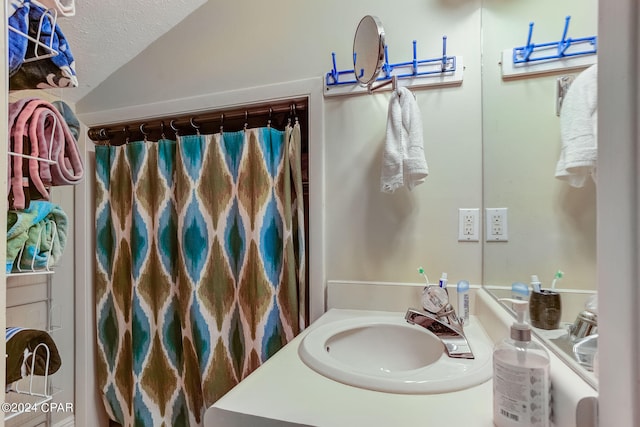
[493,299,551,427]
[456,280,470,326]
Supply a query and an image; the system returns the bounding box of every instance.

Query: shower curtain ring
[220,113,224,133]
[190,117,201,135]
[244,110,248,130]
[140,123,149,141]
[160,121,167,139]
[170,120,180,136]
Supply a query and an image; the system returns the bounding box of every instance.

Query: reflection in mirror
[481,0,598,389]
[353,15,385,87]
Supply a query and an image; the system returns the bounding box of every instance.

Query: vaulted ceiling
[57,0,207,103]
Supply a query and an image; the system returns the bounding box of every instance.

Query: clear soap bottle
[493,299,551,427]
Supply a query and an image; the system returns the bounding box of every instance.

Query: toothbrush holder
[529,289,562,330]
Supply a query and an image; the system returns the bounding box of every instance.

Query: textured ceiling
[59,0,207,103]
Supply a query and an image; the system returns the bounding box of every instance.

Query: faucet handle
[438,303,464,330]
[569,309,597,340]
[422,285,449,313]
[420,286,465,332]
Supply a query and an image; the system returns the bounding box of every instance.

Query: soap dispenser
[493,299,550,427]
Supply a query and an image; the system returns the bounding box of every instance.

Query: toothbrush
[550,270,564,291]
[417,267,430,286]
[530,275,542,293]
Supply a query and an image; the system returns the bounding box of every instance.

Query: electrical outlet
[486,208,508,241]
[458,208,479,241]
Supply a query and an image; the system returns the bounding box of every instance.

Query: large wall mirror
[481,0,598,386]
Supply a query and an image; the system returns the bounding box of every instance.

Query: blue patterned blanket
[8,0,78,89]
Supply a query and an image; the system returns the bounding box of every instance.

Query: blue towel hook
[441,36,448,71]
[522,22,535,61]
[381,45,392,78]
[412,41,418,75]
[558,16,572,56]
[331,52,339,83]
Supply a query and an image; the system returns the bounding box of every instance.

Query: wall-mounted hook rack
[324,37,464,97]
[502,16,597,79]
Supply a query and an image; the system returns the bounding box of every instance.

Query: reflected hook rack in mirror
[512,16,597,64]
[501,15,597,80]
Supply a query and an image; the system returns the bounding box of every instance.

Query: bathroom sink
[298,312,493,394]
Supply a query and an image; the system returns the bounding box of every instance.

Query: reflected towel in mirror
[381,86,429,193]
[555,64,597,188]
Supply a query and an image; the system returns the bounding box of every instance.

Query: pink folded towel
[8,98,84,209]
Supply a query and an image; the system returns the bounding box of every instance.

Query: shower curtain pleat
[94,125,305,427]
[287,123,306,328]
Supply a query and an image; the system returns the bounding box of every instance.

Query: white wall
[78,0,484,295]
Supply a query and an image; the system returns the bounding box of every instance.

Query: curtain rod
[87,97,308,143]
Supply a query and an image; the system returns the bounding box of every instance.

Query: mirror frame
[353,15,385,87]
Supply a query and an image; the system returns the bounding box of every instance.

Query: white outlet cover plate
[485,207,508,241]
[458,208,480,242]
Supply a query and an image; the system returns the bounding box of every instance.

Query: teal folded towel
[52,100,80,140]
[7,201,68,273]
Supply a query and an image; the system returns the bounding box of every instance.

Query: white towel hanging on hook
[555,64,598,188]
[380,86,429,193]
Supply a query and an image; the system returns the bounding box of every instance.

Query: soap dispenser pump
[493,299,551,427]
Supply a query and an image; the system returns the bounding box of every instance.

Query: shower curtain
[94,123,306,427]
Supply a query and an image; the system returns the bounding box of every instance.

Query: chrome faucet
[405,307,475,359]
[405,284,475,359]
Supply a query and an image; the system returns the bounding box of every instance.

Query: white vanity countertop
[207,309,495,427]
[207,284,599,427]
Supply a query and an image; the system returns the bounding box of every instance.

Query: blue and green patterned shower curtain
[94,124,306,426]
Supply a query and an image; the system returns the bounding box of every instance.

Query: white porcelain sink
[298,311,493,394]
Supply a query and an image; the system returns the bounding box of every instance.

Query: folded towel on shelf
[6,201,68,273]
[52,100,80,140]
[8,98,84,210]
[555,64,598,188]
[8,0,30,77]
[9,2,78,90]
[381,86,429,193]
[6,327,62,385]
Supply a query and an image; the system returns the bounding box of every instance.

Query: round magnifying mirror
[353,15,385,87]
